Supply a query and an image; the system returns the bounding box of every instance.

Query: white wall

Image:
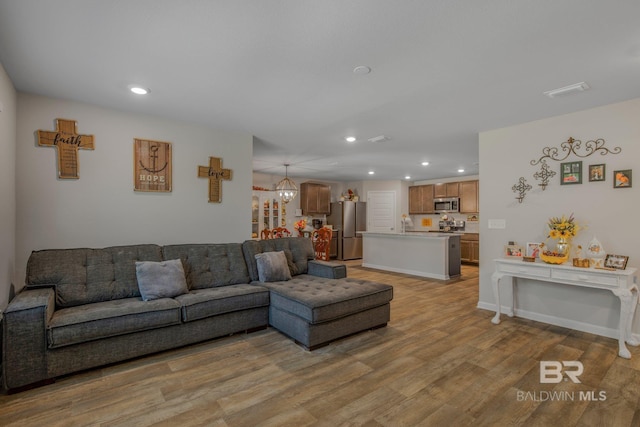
[479,97,640,338]
[0,63,17,310]
[16,93,253,291]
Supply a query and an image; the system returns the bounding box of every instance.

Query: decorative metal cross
[198,157,232,203]
[37,119,95,179]
[512,177,532,203]
[533,160,556,190]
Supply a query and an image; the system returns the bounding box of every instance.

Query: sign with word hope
[134,139,172,192]
[37,118,95,179]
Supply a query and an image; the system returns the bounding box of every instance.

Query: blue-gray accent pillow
[135,259,189,301]
[255,251,292,282]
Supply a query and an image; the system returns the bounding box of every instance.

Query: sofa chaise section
[242,238,394,349]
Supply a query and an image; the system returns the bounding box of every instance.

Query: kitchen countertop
[360,231,461,238]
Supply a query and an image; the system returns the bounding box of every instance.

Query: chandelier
[276,164,298,203]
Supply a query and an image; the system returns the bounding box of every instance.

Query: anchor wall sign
[37,118,95,179]
[134,138,172,192]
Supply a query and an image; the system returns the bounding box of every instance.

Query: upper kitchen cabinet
[300,182,331,214]
[459,180,479,213]
[408,184,434,214]
[434,182,459,198]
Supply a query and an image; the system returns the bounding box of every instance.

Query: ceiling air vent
[543,82,590,98]
[367,135,391,143]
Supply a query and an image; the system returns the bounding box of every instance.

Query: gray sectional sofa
[2,237,393,391]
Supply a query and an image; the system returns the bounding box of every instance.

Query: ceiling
[1,1,639,182]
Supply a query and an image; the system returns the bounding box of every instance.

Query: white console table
[491,258,638,358]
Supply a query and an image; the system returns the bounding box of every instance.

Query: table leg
[625,286,640,347]
[613,288,636,359]
[491,271,502,325]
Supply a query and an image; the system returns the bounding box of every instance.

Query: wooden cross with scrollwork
[37,119,95,179]
[198,157,232,202]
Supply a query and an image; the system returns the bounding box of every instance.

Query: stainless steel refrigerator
[327,201,366,260]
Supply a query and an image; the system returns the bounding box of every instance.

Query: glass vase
[556,237,570,256]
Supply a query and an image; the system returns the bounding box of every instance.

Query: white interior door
[367,191,396,232]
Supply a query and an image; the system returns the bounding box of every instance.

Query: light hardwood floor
[2,262,640,426]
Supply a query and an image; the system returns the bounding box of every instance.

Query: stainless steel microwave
[434,197,459,213]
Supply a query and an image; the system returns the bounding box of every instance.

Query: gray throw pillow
[135,259,189,301]
[255,251,292,282]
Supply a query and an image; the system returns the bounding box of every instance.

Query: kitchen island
[361,232,461,280]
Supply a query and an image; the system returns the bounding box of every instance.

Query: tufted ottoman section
[260,274,393,349]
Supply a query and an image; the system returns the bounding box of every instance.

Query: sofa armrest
[307,260,347,279]
[2,288,55,390]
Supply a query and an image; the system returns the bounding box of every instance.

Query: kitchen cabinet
[252,191,283,239]
[408,184,434,214]
[300,183,331,214]
[459,180,479,213]
[460,233,479,264]
[409,186,423,214]
[434,182,459,198]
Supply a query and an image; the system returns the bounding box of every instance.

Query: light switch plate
[488,219,506,229]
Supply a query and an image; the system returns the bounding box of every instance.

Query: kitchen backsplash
[409,214,479,233]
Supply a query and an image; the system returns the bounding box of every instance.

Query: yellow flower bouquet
[547,213,578,239]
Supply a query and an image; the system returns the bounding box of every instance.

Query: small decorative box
[573,258,590,268]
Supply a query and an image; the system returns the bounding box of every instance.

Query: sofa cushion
[48,297,182,348]
[135,259,189,301]
[162,244,251,289]
[255,251,292,282]
[242,238,314,282]
[174,284,270,322]
[26,245,163,308]
[261,275,393,324]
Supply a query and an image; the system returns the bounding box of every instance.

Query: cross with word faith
[37,119,95,179]
[198,157,232,203]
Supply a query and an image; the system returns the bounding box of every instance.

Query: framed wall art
[613,169,632,188]
[560,161,582,185]
[588,164,605,182]
[134,139,172,192]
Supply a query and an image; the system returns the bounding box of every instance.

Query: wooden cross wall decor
[198,157,232,203]
[37,118,95,179]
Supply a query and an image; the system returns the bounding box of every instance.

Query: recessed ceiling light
[345,136,356,143]
[405,176,411,180]
[368,171,375,175]
[353,65,371,75]
[421,161,429,166]
[129,86,150,95]
[458,169,465,173]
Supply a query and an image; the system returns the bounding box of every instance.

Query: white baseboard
[476,302,618,340]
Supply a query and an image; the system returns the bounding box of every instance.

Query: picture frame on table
[604,254,629,270]
[560,161,582,185]
[526,242,541,258]
[588,164,605,182]
[613,169,632,188]
[504,245,524,258]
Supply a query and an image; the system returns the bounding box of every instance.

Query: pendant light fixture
[276,164,298,203]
